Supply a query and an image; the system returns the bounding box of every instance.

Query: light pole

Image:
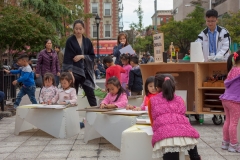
[95,14,101,61]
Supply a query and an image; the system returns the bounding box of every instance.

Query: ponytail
[162,77,175,101]
[155,74,175,101]
[227,54,233,74]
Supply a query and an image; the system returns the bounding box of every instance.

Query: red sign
[92,40,117,55]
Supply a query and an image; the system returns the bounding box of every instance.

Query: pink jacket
[39,85,58,103]
[101,93,128,108]
[149,93,199,147]
[121,64,132,83]
[52,88,77,104]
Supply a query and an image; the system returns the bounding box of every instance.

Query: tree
[219,11,240,43]
[22,0,72,35]
[0,6,58,66]
[159,6,205,54]
[129,0,144,32]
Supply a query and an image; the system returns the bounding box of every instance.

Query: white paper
[35,105,66,109]
[137,126,153,135]
[190,42,204,62]
[114,109,147,114]
[119,45,135,55]
[175,90,187,107]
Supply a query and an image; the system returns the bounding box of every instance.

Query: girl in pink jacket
[51,72,77,105]
[148,74,201,160]
[100,77,128,109]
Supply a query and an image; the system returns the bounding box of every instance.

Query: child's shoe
[221,141,229,150]
[228,143,240,152]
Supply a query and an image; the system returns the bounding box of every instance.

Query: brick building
[151,10,173,26]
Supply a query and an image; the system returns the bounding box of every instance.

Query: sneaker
[222,141,229,150]
[228,143,240,152]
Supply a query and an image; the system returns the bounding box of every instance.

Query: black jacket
[128,67,143,92]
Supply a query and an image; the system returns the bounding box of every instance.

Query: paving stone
[0,153,11,159]
[5,152,40,160]
[21,140,49,146]
[14,145,45,153]
[43,144,73,151]
[214,147,240,156]
[72,144,99,150]
[68,150,98,158]
[0,147,18,154]
[74,139,86,145]
[99,143,118,150]
[67,158,97,160]
[0,133,11,138]
[197,148,220,156]
[49,139,75,145]
[28,136,53,141]
[223,156,240,160]
[98,149,120,157]
[77,134,84,140]
[98,156,120,160]
[0,141,23,147]
[37,151,69,159]
[200,155,226,160]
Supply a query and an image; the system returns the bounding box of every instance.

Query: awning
[92,40,117,55]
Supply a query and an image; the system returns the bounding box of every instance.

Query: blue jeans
[14,86,37,108]
[55,75,59,87]
[0,91,5,102]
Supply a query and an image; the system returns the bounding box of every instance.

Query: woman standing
[36,39,60,86]
[113,33,129,66]
[63,20,97,107]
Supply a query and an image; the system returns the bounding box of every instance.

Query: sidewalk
[0,82,238,159]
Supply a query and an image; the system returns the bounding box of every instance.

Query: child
[149,74,201,160]
[126,76,157,111]
[51,72,77,105]
[128,56,143,96]
[120,54,132,96]
[4,54,37,109]
[100,77,128,109]
[113,33,130,66]
[220,51,240,152]
[39,73,58,104]
[103,56,125,87]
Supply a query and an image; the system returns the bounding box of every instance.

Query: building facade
[173,0,240,21]
[83,0,123,40]
[151,10,173,26]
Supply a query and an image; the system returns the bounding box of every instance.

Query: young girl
[51,72,77,105]
[126,76,157,111]
[149,74,201,160]
[120,54,132,96]
[113,33,130,66]
[39,73,58,104]
[220,51,240,152]
[100,77,128,109]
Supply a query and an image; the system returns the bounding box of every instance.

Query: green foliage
[22,0,71,35]
[159,6,205,54]
[0,6,58,55]
[129,0,144,32]
[218,11,240,43]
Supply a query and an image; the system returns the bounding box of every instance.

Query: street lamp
[95,14,101,61]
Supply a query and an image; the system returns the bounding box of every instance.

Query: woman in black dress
[63,20,97,106]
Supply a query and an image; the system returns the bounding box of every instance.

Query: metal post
[154,0,157,32]
[97,23,99,61]
[209,0,212,9]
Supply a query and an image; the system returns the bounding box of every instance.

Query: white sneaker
[221,141,229,150]
[228,143,240,152]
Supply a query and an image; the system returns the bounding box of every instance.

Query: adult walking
[63,19,97,107]
[36,39,60,86]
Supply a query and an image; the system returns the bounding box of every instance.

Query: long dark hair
[227,50,240,73]
[155,74,175,101]
[117,33,129,47]
[107,77,126,102]
[144,76,155,96]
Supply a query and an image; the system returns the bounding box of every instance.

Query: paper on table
[137,126,153,135]
[114,109,147,114]
[21,104,66,109]
[119,45,135,55]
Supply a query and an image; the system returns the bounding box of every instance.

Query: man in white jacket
[196,9,231,62]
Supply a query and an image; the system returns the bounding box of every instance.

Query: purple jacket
[220,71,240,102]
[36,49,60,76]
[150,93,200,147]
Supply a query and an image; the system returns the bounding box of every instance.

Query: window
[92,3,98,14]
[104,3,111,16]
[105,24,111,37]
[92,25,97,38]
[166,18,169,22]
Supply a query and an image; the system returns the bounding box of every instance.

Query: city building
[173,0,240,21]
[83,0,123,56]
[151,10,173,26]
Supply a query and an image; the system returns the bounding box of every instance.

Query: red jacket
[106,65,125,86]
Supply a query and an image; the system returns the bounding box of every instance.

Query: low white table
[120,125,187,160]
[14,106,80,138]
[84,112,136,149]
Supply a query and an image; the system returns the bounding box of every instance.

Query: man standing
[146,52,154,63]
[196,9,230,62]
[55,45,64,70]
